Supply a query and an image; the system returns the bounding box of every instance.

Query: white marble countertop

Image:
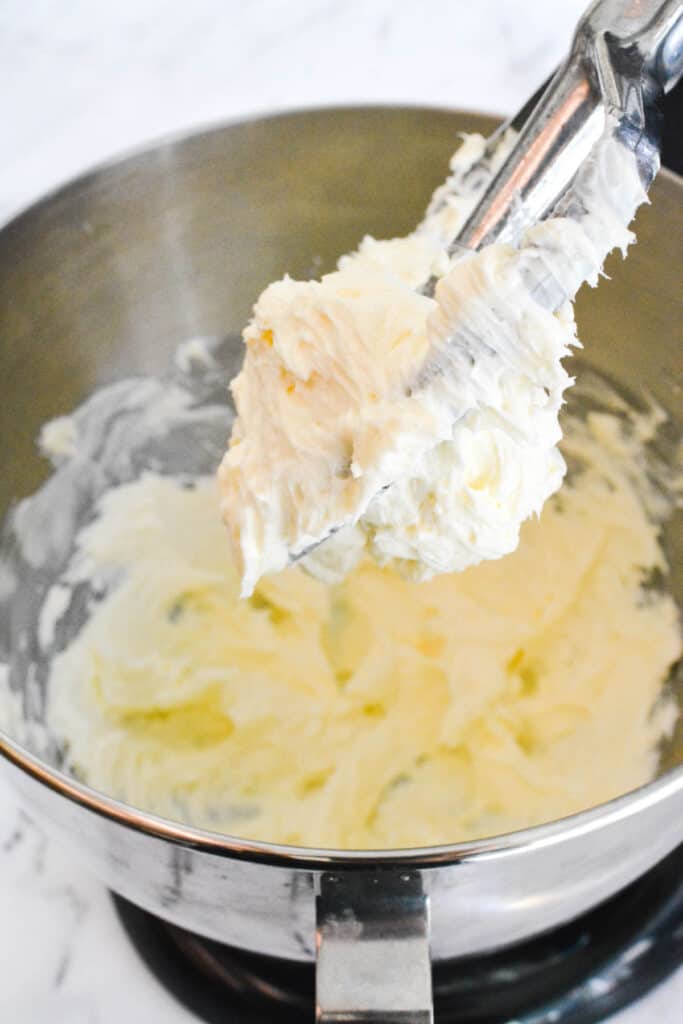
[1,1,682,1021]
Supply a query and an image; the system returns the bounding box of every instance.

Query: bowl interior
[0,107,681,836]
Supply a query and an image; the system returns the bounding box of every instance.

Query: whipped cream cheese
[219,130,646,596]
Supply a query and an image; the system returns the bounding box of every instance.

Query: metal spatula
[292,0,683,565]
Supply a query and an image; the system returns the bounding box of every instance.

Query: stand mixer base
[112,843,683,1023]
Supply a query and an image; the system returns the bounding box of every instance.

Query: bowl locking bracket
[316,869,433,1022]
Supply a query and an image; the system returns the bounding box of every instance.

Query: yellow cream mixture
[46,403,681,849]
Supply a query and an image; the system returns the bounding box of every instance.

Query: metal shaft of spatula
[437,0,683,273]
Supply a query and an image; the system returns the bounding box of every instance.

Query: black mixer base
[112,843,683,1023]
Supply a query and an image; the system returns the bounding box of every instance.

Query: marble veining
[1,0,681,1020]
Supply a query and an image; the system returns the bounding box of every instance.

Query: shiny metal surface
[456,0,683,251]
[0,107,681,1017]
[316,872,432,1022]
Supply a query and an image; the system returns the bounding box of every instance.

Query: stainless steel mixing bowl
[0,107,681,1022]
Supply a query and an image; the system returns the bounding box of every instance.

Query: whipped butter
[219,131,646,596]
[45,390,681,849]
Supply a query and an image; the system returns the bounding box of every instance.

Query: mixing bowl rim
[0,103,500,235]
[1,104,681,869]
[2,731,683,867]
